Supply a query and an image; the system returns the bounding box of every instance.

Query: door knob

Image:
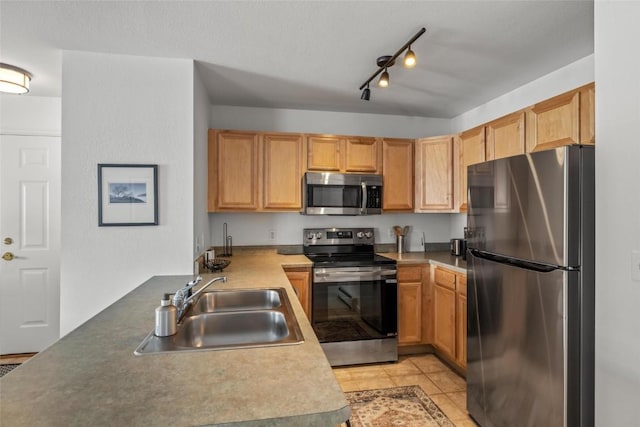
[3,237,12,245]
[2,252,15,261]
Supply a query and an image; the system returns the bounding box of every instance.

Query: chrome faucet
[172,275,227,322]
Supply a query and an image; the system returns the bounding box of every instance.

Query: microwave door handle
[361,182,367,215]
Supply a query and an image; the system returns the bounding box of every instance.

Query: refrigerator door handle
[468,249,580,273]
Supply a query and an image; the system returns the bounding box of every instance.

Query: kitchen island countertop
[0,250,348,427]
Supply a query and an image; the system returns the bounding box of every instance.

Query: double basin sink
[135,288,304,355]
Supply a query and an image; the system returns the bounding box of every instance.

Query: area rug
[0,363,20,378]
[345,385,455,427]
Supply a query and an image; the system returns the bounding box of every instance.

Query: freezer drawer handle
[468,249,580,273]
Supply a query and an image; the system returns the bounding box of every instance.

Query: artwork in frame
[98,164,158,226]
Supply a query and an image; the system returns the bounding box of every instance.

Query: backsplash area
[209,212,467,253]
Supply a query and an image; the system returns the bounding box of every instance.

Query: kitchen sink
[134,287,303,355]
[190,288,281,314]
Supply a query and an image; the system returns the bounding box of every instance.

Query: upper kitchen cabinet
[458,126,486,212]
[485,110,526,161]
[526,83,595,152]
[208,130,260,211]
[209,130,306,212]
[344,137,380,173]
[306,135,342,171]
[382,138,414,212]
[306,135,380,173]
[415,135,455,212]
[263,133,305,210]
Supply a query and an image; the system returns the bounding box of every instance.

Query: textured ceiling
[0,1,594,118]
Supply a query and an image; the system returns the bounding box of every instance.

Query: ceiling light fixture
[404,47,417,68]
[378,69,389,88]
[359,27,425,99]
[0,63,32,94]
[361,83,371,100]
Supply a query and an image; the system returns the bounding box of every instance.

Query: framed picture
[98,164,158,226]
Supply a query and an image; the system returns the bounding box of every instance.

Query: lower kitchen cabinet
[456,275,467,369]
[433,266,467,372]
[398,265,423,345]
[283,268,311,319]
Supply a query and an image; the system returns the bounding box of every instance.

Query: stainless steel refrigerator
[466,145,594,427]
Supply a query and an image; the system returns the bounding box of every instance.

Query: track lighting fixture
[359,27,425,99]
[404,47,417,68]
[378,69,389,88]
[0,63,32,94]
[361,84,371,101]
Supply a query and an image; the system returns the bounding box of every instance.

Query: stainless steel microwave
[302,172,383,215]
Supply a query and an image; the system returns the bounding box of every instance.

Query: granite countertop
[0,250,346,427]
[380,251,468,274]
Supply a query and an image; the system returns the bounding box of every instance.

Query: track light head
[403,47,416,68]
[361,86,371,101]
[378,69,389,88]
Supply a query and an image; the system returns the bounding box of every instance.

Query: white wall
[60,51,195,335]
[0,95,61,136]
[210,212,452,252]
[193,65,210,263]
[451,54,595,133]
[594,3,640,424]
[210,105,451,138]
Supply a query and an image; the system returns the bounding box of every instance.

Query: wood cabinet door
[307,135,342,171]
[434,283,456,360]
[382,138,414,211]
[459,126,486,212]
[398,281,422,345]
[284,270,310,319]
[456,274,467,369]
[214,131,260,210]
[263,133,305,210]
[527,90,580,152]
[486,111,526,161]
[344,137,379,173]
[415,136,454,212]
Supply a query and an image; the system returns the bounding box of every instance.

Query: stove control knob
[364,231,373,239]
[315,232,323,239]
[356,231,364,239]
[306,232,316,240]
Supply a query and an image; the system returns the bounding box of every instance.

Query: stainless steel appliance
[450,238,466,256]
[303,227,397,366]
[303,172,382,215]
[466,145,594,427]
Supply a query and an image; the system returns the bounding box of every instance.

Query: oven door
[311,266,397,343]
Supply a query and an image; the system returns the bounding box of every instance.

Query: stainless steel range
[303,227,398,366]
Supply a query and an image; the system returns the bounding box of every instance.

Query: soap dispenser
[154,293,177,337]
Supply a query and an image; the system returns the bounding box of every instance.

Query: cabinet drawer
[398,265,422,282]
[434,267,456,290]
[457,274,467,296]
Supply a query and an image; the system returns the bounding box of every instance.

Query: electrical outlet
[632,250,640,282]
[269,229,276,241]
[388,227,394,239]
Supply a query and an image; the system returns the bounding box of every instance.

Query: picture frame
[98,164,158,226]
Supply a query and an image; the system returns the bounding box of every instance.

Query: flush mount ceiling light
[0,63,32,94]
[359,27,426,101]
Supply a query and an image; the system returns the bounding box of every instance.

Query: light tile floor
[333,354,478,426]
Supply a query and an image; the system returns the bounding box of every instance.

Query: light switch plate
[632,250,640,282]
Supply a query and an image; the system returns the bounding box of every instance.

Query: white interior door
[0,134,61,354]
